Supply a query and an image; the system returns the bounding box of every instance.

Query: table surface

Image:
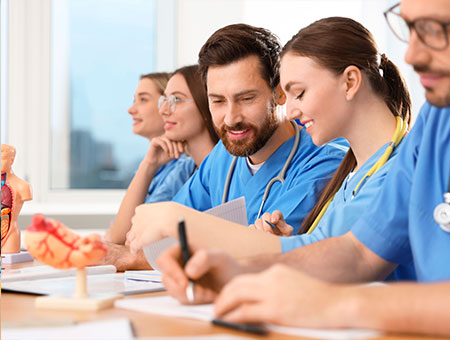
[1,260,446,340]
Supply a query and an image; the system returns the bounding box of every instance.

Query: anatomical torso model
[1,144,33,254]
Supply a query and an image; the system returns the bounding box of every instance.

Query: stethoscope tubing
[222,121,301,221]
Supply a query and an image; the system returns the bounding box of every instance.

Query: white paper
[1,264,117,283]
[204,196,247,226]
[116,296,381,340]
[143,197,247,270]
[2,273,164,296]
[2,318,134,340]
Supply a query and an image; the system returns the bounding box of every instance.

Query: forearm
[159,202,282,258]
[241,232,395,282]
[344,282,450,336]
[110,161,159,244]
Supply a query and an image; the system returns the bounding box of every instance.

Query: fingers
[270,210,284,224]
[154,136,187,159]
[214,273,266,318]
[269,210,293,236]
[185,249,229,280]
[158,245,218,304]
[253,215,275,234]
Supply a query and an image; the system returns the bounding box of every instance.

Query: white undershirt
[246,157,264,175]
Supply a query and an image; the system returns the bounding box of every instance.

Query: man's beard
[217,105,279,157]
[414,65,450,107]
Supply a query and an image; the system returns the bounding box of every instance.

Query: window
[52,0,162,190]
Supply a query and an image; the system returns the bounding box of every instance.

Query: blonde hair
[140,72,172,94]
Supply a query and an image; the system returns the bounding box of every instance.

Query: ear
[342,65,362,101]
[274,84,287,105]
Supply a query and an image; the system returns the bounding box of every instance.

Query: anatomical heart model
[24,214,121,310]
[1,144,33,258]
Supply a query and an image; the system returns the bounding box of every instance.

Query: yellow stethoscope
[222,121,301,220]
[307,116,408,234]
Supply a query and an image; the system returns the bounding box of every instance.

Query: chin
[425,92,450,108]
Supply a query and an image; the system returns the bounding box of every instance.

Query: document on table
[2,273,164,296]
[2,318,134,340]
[1,264,117,283]
[115,296,381,340]
[143,197,247,270]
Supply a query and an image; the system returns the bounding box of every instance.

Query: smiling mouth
[229,129,249,135]
[304,121,314,129]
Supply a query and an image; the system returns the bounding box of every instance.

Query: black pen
[212,318,268,335]
[264,219,281,234]
[178,217,194,303]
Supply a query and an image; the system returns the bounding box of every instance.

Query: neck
[346,96,397,172]
[185,131,216,167]
[248,120,297,165]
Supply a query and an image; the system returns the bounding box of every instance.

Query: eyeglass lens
[386,6,448,50]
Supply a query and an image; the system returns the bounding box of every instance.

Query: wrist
[138,159,159,174]
[324,284,362,329]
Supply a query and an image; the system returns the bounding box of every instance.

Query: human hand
[157,245,244,305]
[214,264,349,328]
[127,202,178,255]
[94,241,151,271]
[249,211,294,236]
[143,135,186,168]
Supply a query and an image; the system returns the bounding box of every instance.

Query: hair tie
[376,53,387,77]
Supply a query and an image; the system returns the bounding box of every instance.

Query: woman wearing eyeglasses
[108,66,218,245]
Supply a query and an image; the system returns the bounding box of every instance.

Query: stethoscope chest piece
[434,193,450,233]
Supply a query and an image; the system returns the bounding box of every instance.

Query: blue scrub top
[145,154,196,204]
[281,142,399,251]
[174,125,347,230]
[352,102,450,282]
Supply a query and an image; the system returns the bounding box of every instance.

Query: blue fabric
[281,142,398,251]
[352,102,450,282]
[174,125,347,230]
[145,154,196,204]
[280,141,416,281]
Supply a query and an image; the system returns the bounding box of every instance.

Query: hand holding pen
[178,218,195,303]
[249,210,294,236]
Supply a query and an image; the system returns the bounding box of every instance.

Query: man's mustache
[414,65,450,76]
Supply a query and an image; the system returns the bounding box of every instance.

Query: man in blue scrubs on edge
[157,0,450,336]
[171,24,346,229]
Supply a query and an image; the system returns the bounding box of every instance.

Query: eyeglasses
[158,94,193,113]
[384,3,450,51]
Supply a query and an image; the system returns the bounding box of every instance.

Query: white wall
[176,0,245,67]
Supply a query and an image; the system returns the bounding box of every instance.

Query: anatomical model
[24,214,120,309]
[1,144,33,254]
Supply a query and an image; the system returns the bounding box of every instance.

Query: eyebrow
[284,81,303,93]
[208,90,259,99]
[165,90,188,97]
[137,92,151,97]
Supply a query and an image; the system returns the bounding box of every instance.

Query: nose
[158,99,171,117]
[128,103,137,115]
[223,102,244,127]
[404,30,430,68]
[285,102,301,121]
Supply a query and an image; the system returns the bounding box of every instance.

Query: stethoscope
[307,116,408,234]
[433,168,450,233]
[222,121,301,220]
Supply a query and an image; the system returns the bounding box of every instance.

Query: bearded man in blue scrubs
[170,24,346,229]
[157,0,450,336]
